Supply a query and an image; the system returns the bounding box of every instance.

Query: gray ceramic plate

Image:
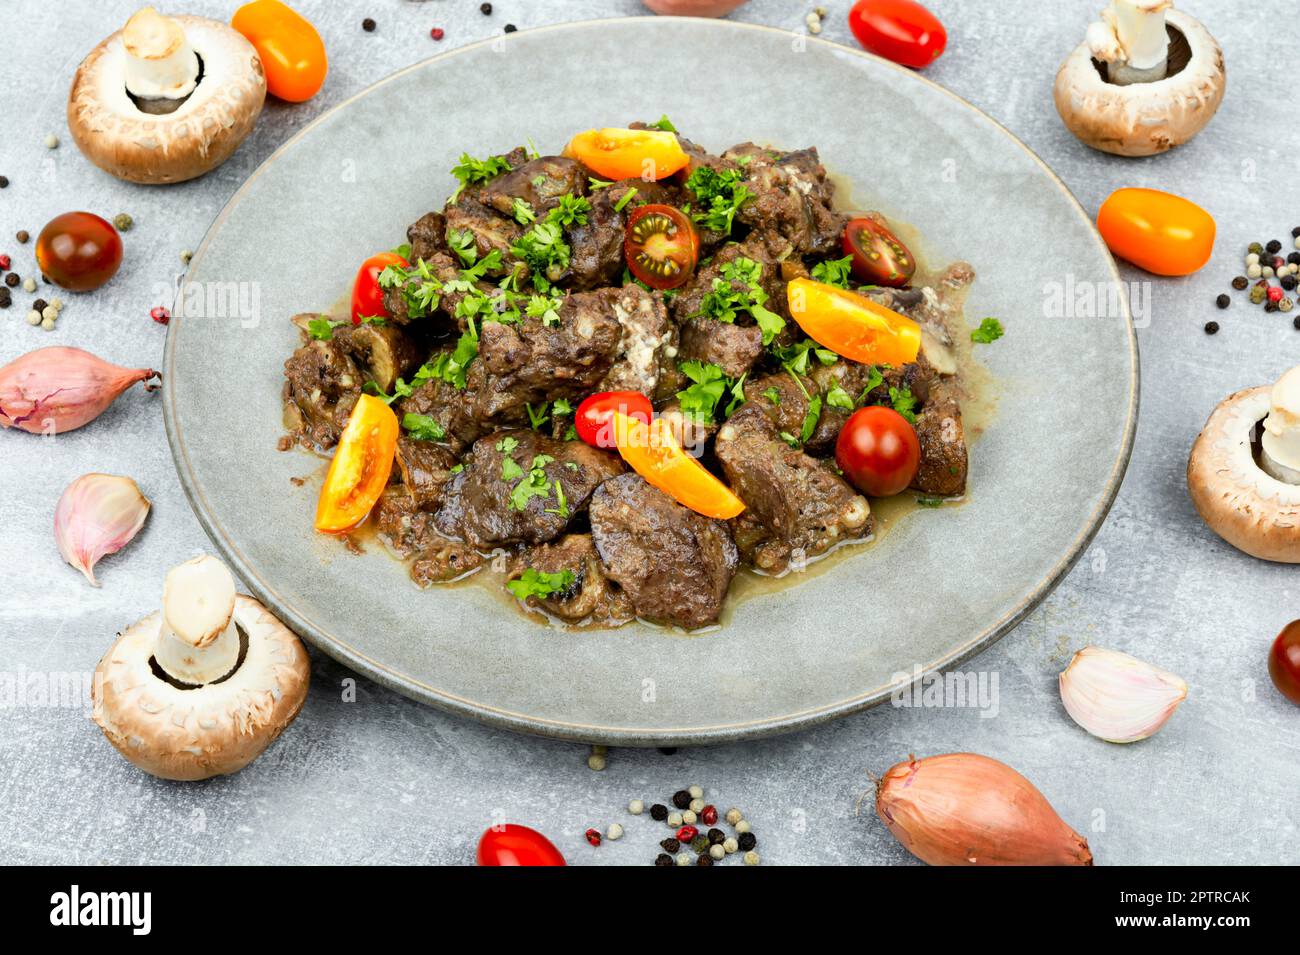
[164,17,1137,745]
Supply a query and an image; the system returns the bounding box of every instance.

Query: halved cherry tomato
[315,395,399,533]
[836,406,920,497]
[476,824,567,867]
[576,391,654,449]
[625,205,699,290]
[563,128,689,182]
[849,0,947,69]
[232,0,327,102]
[787,277,921,366]
[844,216,915,288]
[1096,188,1216,277]
[351,251,407,325]
[613,412,746,520]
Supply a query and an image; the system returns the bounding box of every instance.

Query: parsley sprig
[450,152,513,200]
[971,317,1004,344]
[684,166,753,234]
[810,255,854,289]
[507,567,576,601]
[695,257,785,345]
[676,360,746,424]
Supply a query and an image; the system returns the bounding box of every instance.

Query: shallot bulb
[54,473,151,586]
[0,346,160,434]
[875,753,1094,866]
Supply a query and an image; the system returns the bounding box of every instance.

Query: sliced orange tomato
[564,128,689,182]
[786,278,921,366]
[612,412,745,520]
[1096,188,1215,276]
[232,0,327,102]
[315,395,399,533]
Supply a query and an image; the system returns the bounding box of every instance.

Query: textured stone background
[2,0,1297,865]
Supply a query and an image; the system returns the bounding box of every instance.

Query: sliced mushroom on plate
[92,555,310,780]
[1054,1,1224,156]
[1187,367,1300,563]
[68,7,267,184]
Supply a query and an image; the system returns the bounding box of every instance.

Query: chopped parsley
[810,255,854,289]
[588,177,614,190]
[525,401,551,430]
[676,360,745,424]
[364,377,414,405]
[415,331,478,390]
[824,382,855,411]
[614,187,638,212]
[378,258,444,319]
[684,166,753,234]
[647,115,678,132]
[695,257,785,344]
[888,385,918,423]
[547,194,591,228]
[772,338,838,376]
[307,317,345,340]
[800,394,823,444]
[525,293,564,327]
[971,317,1004,344]
[510,454,562,513]
[855,364,887,403]
[506,567,576,601]
[402,413,446,442]
[916,496,947,508]
[450,152,513,200]
[511,197,537,225]
[761,386,782,405]
[510,220,570,281]
[448,229,478,267]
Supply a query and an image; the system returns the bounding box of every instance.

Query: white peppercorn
[725,808,742,826]
[41,305,57,322]
[674,851,692,867]
[606,823,624,841]
[41,315,55,331]
[587,753,606,771]
[44,133,59,149]
[743,850,760,865]
[667,811,683,827]
[735,819,751,835]
[688,798,705,813]
[1248,264,1263,279]
[688,785,703,799]
[709,843,725,860]
[682,810,697,825]
[723,836,739,854]
[26,310,41,326]
[1246,253,1260,267]
[22,277,36,293]
[628,799,644,815]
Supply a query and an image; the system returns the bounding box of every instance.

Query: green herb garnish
[506,567,576,601]
[971,317,1004,344]
[402,413,446,442]
[695,257,785,345]
[684,166,753,234]
[450,152,513,200]
[810,255,854,289]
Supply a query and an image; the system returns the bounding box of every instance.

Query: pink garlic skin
[0,346,160,434]
[54,474,151,586]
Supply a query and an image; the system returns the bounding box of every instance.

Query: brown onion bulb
[0,346,160,434]
[875,753,1094,866]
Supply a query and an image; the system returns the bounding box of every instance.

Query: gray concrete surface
[2,0,1297,866]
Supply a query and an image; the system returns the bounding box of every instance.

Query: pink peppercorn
[584,828,601,847]
[1268,286,1284,304]
[0,254,10,271]
[430,27,445,40]
[150,305,170,325]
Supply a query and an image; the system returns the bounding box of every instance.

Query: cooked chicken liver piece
[443,196,523,277]
[395,437,459,510]
[908,378,968,497]
[722,143,846,258]
[594,284,677,398]
[282,335,362,450]
[479,156,587,219]
[589,473,738,630]
[508,533,634,625]
[405,211,448,264]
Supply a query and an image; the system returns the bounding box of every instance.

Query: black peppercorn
[32,298,47,313]
[481,2,493,13]
[649,803,668,821]
[737,832,757,851]
[654,853,673,866]
[1265,302,1279,313]
[1283,275,1297,292]
[660,837,680,853]
[1289,252,1300,266]
[658,747,677,756]
[0,175,8,188]
[696,855,713,866]
[362,18,375,32]
[1232,275,1249,290]
[671,789,691,809]
[707,827,725,845]
[1294,316,1300,330]
[1267,239,1283,254]
[1215,294,1230,309]
[1293,227,1300,238]
[1203,321,1219,334]
[504,23,517,33]
[16,230,29,244]
[4,273,18,288]
[0,287,10,309]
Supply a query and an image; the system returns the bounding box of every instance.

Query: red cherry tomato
[351,251,407,325]
[1269,620,1300,706]
[575,391,653,449]
[476,824,566,866]
[624,204,698,291]
[835,406,920,497]
[35,212,123,292]
[848,0,947,70]
[843,217,916,288]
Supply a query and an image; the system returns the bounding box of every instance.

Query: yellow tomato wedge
[563,128,690,182]
[612,412,746,520]
[786,277,922,367]
[315,394,399,533]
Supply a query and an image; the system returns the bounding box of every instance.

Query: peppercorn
[696,854,713,866]
[504,23,517,33]
[709,843,725,860]
[1290,252,1300,266]
[16,231,28,244]
[0,175,8,188]
[658,747,677,756]
[32,298,47,313]
[701,805,718,826]
[1266,302,1279,313]
[151,306,170,325]
[1232,276,1249,290]
[688,785,703,799]
[1248,264,1263,279]
[113,213,133,232]
[587,752,606,771]
[43,134,59,150]
[1250,286,1268,305]
[1293,316,1300,330]
[1293,227,1300,239]
[660,837,680,853]
[725,808,742,826]
[481,2,493,12]
[666,811,683,827]
[1215,294,1230,309]
[585,828,601,847]
[1268,285,1284,304]
[1267,239,1283,254]
[723,836,739,854]
[654,853,673,866]
[362,17,376,31]
[1248,242,1264,255]
[649,803,668,821]
[674,852,691,867]
[671,789,691,809]
[1282,297,1295,313]
[0,287,10,309]
[430,27,445,41]
[743,850,760,866]
[688,798,705,813]
[734,819,751,834]
[0,254,8,271]
[738,832,757,851]
[1283,275,1297,292]
[606,823,624,841]
[676,825,699,843]
[21,276,34,292]
[681,810,697,825]
[4,273,17,288]
[707,827,725,845]
[691,835,710,854]
[628,799,644,815]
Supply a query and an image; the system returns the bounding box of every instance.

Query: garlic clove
[1059,646,1187,743]
[54,473,151,586]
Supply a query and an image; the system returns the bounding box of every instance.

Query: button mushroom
[1053,1,1225,156]
[92,555,311,780]
[1187,367,1300,563]
[68,7,267,184]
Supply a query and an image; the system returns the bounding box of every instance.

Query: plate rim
[163,16,1140,745]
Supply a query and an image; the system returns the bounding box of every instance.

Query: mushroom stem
[1089,0,1171,86]
[155,555,240,685]
[1262,367,1300,485]
[123,6,200,107]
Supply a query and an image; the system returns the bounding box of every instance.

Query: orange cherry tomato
[1096,188,1216,277]
[351,251,408,324]
[612,412,745,520]
[563,128,689,182]
[786,278,921,366]
[476,824,567,866]
[35,212,123,291]
[315,395,399,533]
[624,204,699,290]
[232,0,327,102]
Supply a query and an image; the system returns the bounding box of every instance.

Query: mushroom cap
[1054,9,1225,157]
[67,15,266,185]
[1187,386,1300,563]
[92,595,310,780]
